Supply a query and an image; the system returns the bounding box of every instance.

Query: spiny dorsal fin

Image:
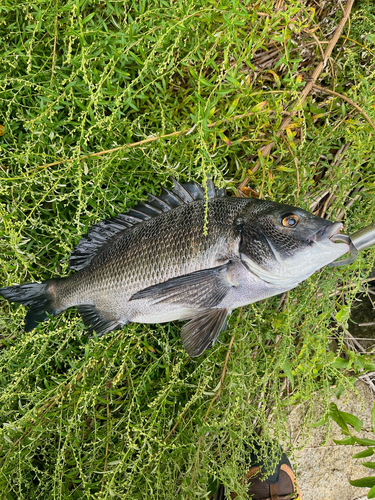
[69,178,227,271]
[68,215,145,271]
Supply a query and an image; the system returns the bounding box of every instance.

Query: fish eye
[281,214,299,227]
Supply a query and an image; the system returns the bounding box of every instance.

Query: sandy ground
[289,380,375,500]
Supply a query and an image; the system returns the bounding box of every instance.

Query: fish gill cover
[0,1,374,499]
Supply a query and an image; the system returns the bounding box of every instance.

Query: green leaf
[333,436,356,445]
[249,100,268,113]
[311,416,328,428]
[335,305,350,323]
[372,402,375,434]
[339,411,363,433]
[355,438,375,446]
[335,385,345,398]
[276,166,297,173]
[368,483,375,499]
[331,357,349,369]
[282,360,294,388]
[349,477,375,488]
[353,449,374,459]
[363,362,375,372]
[362,462,375,470]
[82,12,96,24]
[226,98,240,115]
[329,403,350,435]
[217,132,232,146]
[328,404,363,433]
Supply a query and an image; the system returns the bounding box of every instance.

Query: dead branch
[239,0,356,189]
[312,84,375,131]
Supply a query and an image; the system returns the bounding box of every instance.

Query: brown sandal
[213,450,302,500]
[230,462,302,500]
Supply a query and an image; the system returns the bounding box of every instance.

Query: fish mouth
[310,222,345,243]
[310,221,351,256]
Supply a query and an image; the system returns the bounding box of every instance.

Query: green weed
[0,1,375,498]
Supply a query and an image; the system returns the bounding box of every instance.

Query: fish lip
[310,222,344,242]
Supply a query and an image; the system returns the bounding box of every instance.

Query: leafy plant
[322,402,375,499]
[0,0,375,498]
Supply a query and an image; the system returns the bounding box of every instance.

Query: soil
[349,291,375,351]
[291,380,375,500]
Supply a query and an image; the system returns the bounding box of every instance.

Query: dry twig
[22,105,270,174]
[239,0,356,189]
[312,84,375,131]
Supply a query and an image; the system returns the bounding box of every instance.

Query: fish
[0,179,349,357]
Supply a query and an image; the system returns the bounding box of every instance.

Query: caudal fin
[0,280,61,332]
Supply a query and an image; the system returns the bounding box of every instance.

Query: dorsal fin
[68,215,143,271]
[69,178,227,271]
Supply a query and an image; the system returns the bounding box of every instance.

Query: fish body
[0,179,349,356]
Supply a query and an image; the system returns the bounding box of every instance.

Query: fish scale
[60,198,244,308]
[0,179,349,356]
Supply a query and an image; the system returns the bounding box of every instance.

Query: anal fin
[181,308,229,357]
[77,305,124,337]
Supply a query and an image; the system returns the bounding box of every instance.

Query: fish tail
[0,279,64,332]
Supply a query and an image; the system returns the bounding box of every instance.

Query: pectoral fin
[181,308,229,357]
[129,263,236,309]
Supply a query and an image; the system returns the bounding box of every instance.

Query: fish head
[236,200,350,286]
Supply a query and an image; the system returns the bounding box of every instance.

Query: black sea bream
[0,179,349,356]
